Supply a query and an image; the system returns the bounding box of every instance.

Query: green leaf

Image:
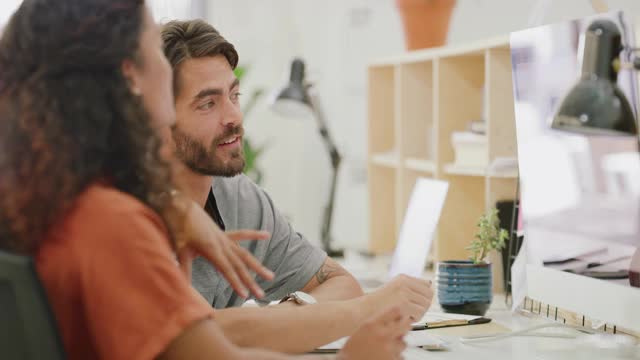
[234,66,247,81]
[233,64,268,185]
[468,207,509,262]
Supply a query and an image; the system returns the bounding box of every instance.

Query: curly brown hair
[0,0,180,254]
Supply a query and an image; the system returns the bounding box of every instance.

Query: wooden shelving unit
[367,36,519,291]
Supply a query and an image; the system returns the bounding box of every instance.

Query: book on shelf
[468,119,486,134]
[451,131,488,168]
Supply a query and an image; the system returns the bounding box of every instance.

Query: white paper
[405,332,447,348]
[526,227,609,263]
[317,332,446,351]
[412,311,482,326]
[510,238,544,311]
[317,337,348,351]
[388,178,449,279]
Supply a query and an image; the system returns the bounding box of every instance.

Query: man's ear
[121,58,142,96]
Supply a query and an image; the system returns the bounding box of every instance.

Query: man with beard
[162,19,434,353]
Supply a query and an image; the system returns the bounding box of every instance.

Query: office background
[3,0,640,251]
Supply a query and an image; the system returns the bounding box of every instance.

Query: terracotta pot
[396,0,457,50]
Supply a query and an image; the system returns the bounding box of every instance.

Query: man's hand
[176,199,274,300]
[339,306,411,360]
[362,275,433,321]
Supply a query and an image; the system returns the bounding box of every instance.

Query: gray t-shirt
[192,174,327,308]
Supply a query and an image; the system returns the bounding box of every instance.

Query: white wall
[204,0,640,252]
[0,0,21,25]
[148,0,207,22]
[0,1,201,29]
[447,0,640,44]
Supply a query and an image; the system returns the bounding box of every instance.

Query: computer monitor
[510,11,640,332]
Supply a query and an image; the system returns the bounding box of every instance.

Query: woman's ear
[121,58,142,96]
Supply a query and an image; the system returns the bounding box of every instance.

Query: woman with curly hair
[0,1,410,359]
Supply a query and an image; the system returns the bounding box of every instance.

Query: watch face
[294,291,317,305]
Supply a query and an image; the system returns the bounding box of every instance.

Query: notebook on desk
[358,178,449,288]
[411,312,491,330]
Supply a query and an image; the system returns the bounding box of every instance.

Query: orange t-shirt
[36,184,214,360]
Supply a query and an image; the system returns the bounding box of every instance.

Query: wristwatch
[279,291,317,305]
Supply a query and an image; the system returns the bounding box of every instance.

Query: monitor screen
[511,11,640,318]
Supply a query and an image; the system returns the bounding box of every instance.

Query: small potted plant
[436,208,509,315]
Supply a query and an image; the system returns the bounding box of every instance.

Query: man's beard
[172,125,245,177]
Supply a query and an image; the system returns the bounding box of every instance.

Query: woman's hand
[176,198,274,300]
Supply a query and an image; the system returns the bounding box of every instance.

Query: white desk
[337,252,640,359]
[403,300,640,359]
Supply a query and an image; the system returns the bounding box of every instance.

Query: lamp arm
[309,93,342,254]
[309,93,342,168]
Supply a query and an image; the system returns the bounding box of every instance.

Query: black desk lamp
[271,58,344,258]
[551,19,640,287]
[552,19,638,136]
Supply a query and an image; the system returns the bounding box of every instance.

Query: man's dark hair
[0,0,180,253]
[161,19,239,96]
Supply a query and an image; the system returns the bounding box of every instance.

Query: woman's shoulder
[57,183,168,243]
[74,183,160,220]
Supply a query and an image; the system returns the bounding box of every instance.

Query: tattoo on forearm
[315,261,341,284]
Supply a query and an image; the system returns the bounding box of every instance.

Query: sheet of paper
[510,237,544,311]
[526,227,608,263]
[317,332,446,351]
[388,178,449,279]
[411,311,481,326]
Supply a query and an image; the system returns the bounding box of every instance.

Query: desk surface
[403,300,639,360]
[337,252,640,360]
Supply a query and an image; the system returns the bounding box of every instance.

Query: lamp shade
[552,19,638,136]
[552,78,637,136]
[271,58,314,118]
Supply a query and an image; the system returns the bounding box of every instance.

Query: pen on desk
[419,344,449,351]
[468,317,492,325]
[411,317,492,331]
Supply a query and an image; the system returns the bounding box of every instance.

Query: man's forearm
[215,299,367,353]
[299,257,364,302]
[303,273,363,302]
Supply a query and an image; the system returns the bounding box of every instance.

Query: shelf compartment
[486,48,518,162]
[398,62,435,161]
[368,66,396,154]
[435,175,486,261]
[368,166,398,254]
[436,55,486,167]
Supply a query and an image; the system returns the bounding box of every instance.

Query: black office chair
[0,250,65,359]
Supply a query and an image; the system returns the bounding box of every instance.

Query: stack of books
[451,131,488,168]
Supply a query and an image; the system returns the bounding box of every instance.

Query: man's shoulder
[212,174,274,230]
[213,173,259,190]
[213,174,265,203]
